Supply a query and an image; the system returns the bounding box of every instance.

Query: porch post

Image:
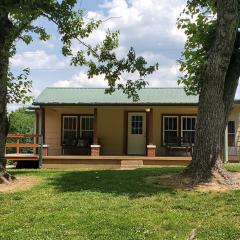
[224,125,228,163]
[146,108,156,157]
[41,108,45,144]
[91,108,101,156]
[93,108,98,144]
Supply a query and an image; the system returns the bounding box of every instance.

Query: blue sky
[8,0,240,111]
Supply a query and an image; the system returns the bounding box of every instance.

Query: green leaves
[8,107,34,135]
[177,0,216,95]
[7,68,32,104]
[62,28,158,101]
[3,0,157,104]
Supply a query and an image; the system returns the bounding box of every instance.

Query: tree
[177,0,240,184]
[0,1,157,183]
[8,108,34,135]
[7,108,34,155]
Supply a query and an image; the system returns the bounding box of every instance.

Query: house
[31,87,240,167]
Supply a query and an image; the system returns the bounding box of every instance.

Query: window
[181,116,196,144]
[62,116,77,145]
[163,116,178,145]
[80,116,94,139]
[131,115,143,134]
[228,121,235,146]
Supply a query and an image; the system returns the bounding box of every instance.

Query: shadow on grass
[47,167,183,198]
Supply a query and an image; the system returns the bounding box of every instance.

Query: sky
[8,0,240,111]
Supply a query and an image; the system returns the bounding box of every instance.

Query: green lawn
[1,165,240,240]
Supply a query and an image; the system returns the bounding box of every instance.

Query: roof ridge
[45,87,185,90]
[34,87,49,101]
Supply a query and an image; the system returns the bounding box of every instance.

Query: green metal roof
[33,87,201,106]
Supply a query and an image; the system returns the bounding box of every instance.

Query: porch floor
[5,153,39,161]
[42,155,192,169]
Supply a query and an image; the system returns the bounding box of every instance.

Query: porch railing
[5,134,43,165]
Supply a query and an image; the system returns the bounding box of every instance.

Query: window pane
[165,118,168,130]
[228,134,235,146]
[164,117,177,131]
[173,118,177,130]
[64,118,68,129]
[182,117,196,131]
[62,116,77,144]
[73,118,76,129]
[228,121,235,134]
[82,118,85,130]
[187,118,191,130]
[165,131,177,144]
[80,116,94,139]
[131,115,143,134]
[192,118,196,130]
[168,118,171,130]
[182,131,195,144]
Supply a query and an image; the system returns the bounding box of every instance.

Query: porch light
[145,108,151,112]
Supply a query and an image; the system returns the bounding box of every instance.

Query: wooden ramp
[42,156,192,169]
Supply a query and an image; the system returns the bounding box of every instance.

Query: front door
[127,112,146,155]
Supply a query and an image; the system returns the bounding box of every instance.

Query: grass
[0,164,240,239]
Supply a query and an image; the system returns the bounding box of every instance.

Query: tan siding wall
[98,107,124,155]
[228,106,240,161]
[45,109,60,155]
[41,105,240,157]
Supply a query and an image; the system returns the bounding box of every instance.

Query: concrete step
[121,160,143,169]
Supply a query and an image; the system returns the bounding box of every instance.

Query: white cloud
[40,40,55,49]
[52,72,108,88]
[71,0,187,87]
[52,62,180,90]
[10,50,70,70]
[32,88,41,98]
[7,103,23,112]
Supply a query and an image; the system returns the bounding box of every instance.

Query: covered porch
[4,134,192,168]
[36,106,196,158]
[4,132,237,169]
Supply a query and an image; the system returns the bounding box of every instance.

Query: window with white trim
[80,116,94,139]
[62,116,77,145]
[181,116,196,144]
[163,116,178,145]
[228,121,235,146]
[131,115,143,134]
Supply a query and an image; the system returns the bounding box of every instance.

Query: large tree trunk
[0,13,14,183]
[182,0,240,184]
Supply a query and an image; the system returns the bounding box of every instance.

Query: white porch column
[224,125,228,163]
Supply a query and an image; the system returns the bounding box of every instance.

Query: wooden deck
[42,155,192,169]
[5,154,39,161]
[5,134,42,162]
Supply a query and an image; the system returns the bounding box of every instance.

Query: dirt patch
[0,176,41,193]
[146,173,240,192]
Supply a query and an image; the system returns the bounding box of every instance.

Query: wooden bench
[165,137,192,156]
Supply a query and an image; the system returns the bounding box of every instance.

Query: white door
[127,112,146,155]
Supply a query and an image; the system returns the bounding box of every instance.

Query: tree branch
[223,32,240,114]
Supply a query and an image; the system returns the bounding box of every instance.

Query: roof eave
[33,102,199,107]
